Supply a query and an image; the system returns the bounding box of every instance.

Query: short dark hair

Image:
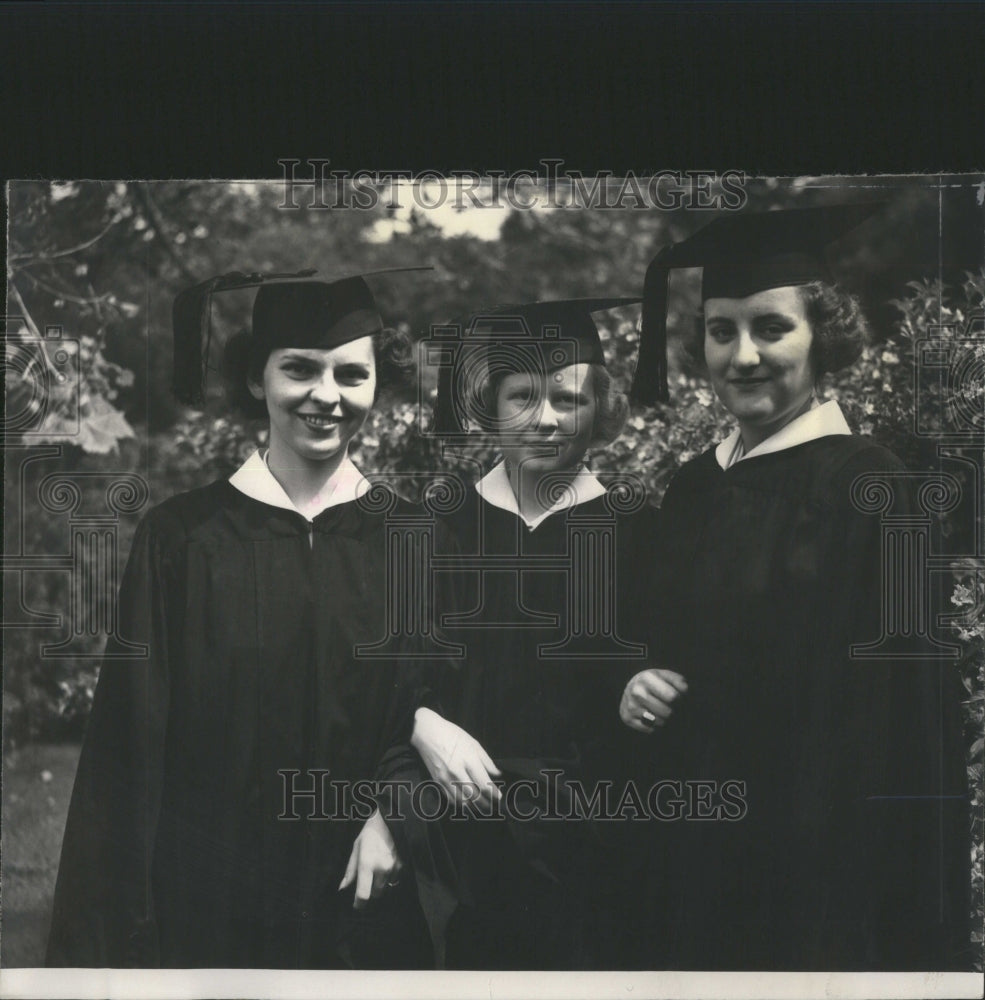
[467,361,628,451]
[686,281,869,381]
[222,326,417,419]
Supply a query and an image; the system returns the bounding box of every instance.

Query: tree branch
[19,268,114,307]
[8,214,120,265]
[6,280,60,377]
[132,183,200,284]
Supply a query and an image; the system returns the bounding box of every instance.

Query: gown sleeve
[45,510,178,968]
[820,444,970,969]
[586,501,668,789]
[628,442,970,971]
[369,511,464,969]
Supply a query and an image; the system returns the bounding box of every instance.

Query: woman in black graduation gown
[46,269,434,968]
[622,206,970,970]
[407,299,656,969]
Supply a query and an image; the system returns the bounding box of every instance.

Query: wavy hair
[686,281,869,382]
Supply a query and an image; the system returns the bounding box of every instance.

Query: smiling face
[249,337,377,466]
[495,363,597,475]
[704,285,817,448]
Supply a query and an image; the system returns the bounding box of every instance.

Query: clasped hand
[411,707,502,810]
[619,668,688,733]
[339,808,403,909]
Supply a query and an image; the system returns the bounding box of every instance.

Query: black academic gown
[632,435,970,971]
[46,480,434,969]
[429,482,657,969]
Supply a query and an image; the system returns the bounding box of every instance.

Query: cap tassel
[171,269,322,406]
[630,249,671,405]
[430,361,462,436]
[172,275,224,406]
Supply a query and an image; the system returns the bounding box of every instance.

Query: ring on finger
[641,709,657,724]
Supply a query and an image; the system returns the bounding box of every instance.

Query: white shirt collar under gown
[228,448,371,519]
[474,459,607,531]
[714,399,853,470]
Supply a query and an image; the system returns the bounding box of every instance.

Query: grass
[1,742,81,968]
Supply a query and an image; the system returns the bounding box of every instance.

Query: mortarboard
[431,296,640,436]
[631,202,885,406]
[172,266,432,405]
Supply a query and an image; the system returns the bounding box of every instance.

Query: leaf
[76,397,136,454]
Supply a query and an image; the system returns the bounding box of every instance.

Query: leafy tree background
[4,177,983,966]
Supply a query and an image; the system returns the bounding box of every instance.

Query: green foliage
[167,416,267,487]
[952,565,985,957]
[7,183,146,453]
[3,444,144,745]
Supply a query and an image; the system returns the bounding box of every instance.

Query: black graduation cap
[172,266,432,405]
[630,202,885,406]
[430,296,640,436]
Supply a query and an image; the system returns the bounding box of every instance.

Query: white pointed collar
[229,449,370,519]
[475,460,607,530]
[715,399,853,470]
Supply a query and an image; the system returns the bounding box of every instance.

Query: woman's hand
[411,707,502,811]
[338,809,403,910]
[620,668,688,733]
